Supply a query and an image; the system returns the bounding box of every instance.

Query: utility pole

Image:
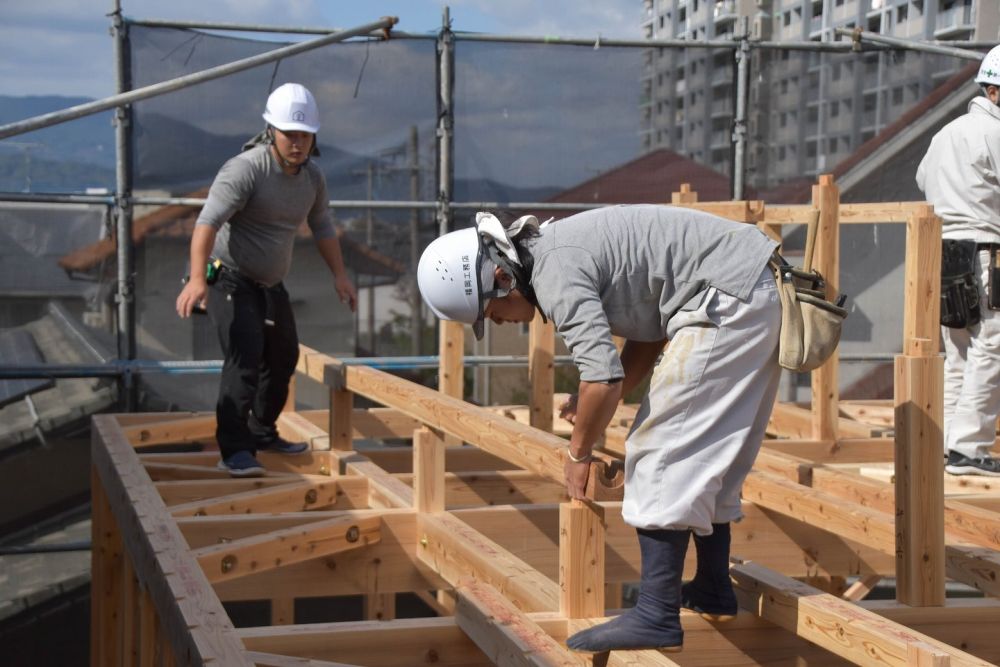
[408,125,423,355]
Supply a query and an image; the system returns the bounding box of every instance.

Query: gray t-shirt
[523,205,778,382]
[196,144,337,286]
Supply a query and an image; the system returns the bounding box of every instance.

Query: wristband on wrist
[566,447,592,463]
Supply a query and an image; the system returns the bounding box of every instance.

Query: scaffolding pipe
[436,8,455,237]
[121,17,997,52]
[112,1,137,409]
[835,28,986,61]
[732,18,750,201]
[0,16,399,141]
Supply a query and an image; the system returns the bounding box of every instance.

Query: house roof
[57,188,406,279]
[546,148,734,205]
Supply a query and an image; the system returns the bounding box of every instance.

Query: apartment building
[640,0,999,190]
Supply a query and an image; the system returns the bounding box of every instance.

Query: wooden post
[329,387,353,451]
[270,598,294,625]
[414,426,446,513]
[894,207,945,607]
[439,320,464,399]
[559,500,605,618]
[671,182,698,204]
[363,594,397,621]
[528,311,554,432]
[810,174,840,441]
[91,467,123,667]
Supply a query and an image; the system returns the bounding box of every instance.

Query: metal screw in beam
[319,465,330,476]
[346,525,360,543]
[221,555,237,573]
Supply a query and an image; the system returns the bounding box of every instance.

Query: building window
[892,86,904,105]
[806,141,817,158]
[783,11,791,26]
[897,4,908,23]
[830,101,839,117]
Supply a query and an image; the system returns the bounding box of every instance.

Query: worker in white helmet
[417,206,781,652]
[176,83,357,477]
[916,45,1000,477]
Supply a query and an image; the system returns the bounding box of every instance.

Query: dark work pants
[207,270,299,459]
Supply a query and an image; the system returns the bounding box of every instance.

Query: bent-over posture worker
[916,44,1000,477]
[176,83,357,477]
[417,205,781,653]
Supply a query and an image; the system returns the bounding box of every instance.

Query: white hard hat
[262,83,320,133]
[975,45,1000,87]
[417,227,496,340]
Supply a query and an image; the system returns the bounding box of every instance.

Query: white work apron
[621,267,781,535]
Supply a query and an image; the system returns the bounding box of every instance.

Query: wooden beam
[763,436,894,463]
[239,617,491,666]
[767,401,879,440]
[120,413,215,447]
[902,206,943,352]
[742,469,896,555]
[246,652,361,667]
[417,512,560,612]
[455,579,583,666]
[732,561,992,667]
[670,200,766,223]
[138,585,157,667]
[91,415,251,665]
[194,515,382,584]
[317,358,623,501]
[862,598,1000,664]
[271,598,295,626]
[156,478,295,506]
[170,478,345,517]
[329,388,353,451]
[91,466,124,667]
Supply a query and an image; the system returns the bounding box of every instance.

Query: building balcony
[713,0,738,24]
[866,0,887,17]
[710,130,731,149]
[934,4,976,39]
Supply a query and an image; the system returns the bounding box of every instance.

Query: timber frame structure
[91,175,1000,666]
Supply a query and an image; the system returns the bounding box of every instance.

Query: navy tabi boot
[681,522,738,620]
[566,527,689,653]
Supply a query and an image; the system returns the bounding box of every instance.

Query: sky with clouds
[1,0,644,98]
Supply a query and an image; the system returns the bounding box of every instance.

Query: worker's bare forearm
[188,224,217,282]
[568,380,623,459]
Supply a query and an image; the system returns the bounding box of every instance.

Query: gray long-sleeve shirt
[523,205,778,382]
[196,144,337,286]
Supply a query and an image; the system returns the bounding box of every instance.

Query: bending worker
[176,83,357,477]
[417,205,781,653]
[916,45,1000,477]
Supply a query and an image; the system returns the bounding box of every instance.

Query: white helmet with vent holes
[417,227,496,340]
[975,45,1000,87]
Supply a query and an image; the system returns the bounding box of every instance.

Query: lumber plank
[120,413,215,447]
[559,500,605,618]
[329,388,353,450]
[768,402,878,440]
[902,206,942,352]
[455,579,584,666]
[238,617,492,666]
[861,598,1000,664]
[246,652,361,666]
[170,478,345,517]
[418,512,560,613]
[91,466,124,667]
[391,470,567,508]
[732,561,992,667]
[156,478,295,506]
[528,312,555,433]
[764,437,895,463]
[742,469,896,555]
[194,515,381,584]
[413,427,446,513]
[342,456,415,509]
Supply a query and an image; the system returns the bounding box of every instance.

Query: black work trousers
[207,269,299,459]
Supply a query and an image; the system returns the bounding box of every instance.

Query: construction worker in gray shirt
[176,83,357,477]
[417,205,781,653]
[916,45,1000,477]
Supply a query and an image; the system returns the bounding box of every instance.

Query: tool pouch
[769,254,848,373]
[989,246,1000,311]
[941,240,981,328]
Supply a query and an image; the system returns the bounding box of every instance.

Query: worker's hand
[176,278,208,318]
[335,275,358,313]
[564,458,590,500]
[558,393,579,424]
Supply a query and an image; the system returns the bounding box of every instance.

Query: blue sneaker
[257,435,308,455]
[217,450,266,477]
